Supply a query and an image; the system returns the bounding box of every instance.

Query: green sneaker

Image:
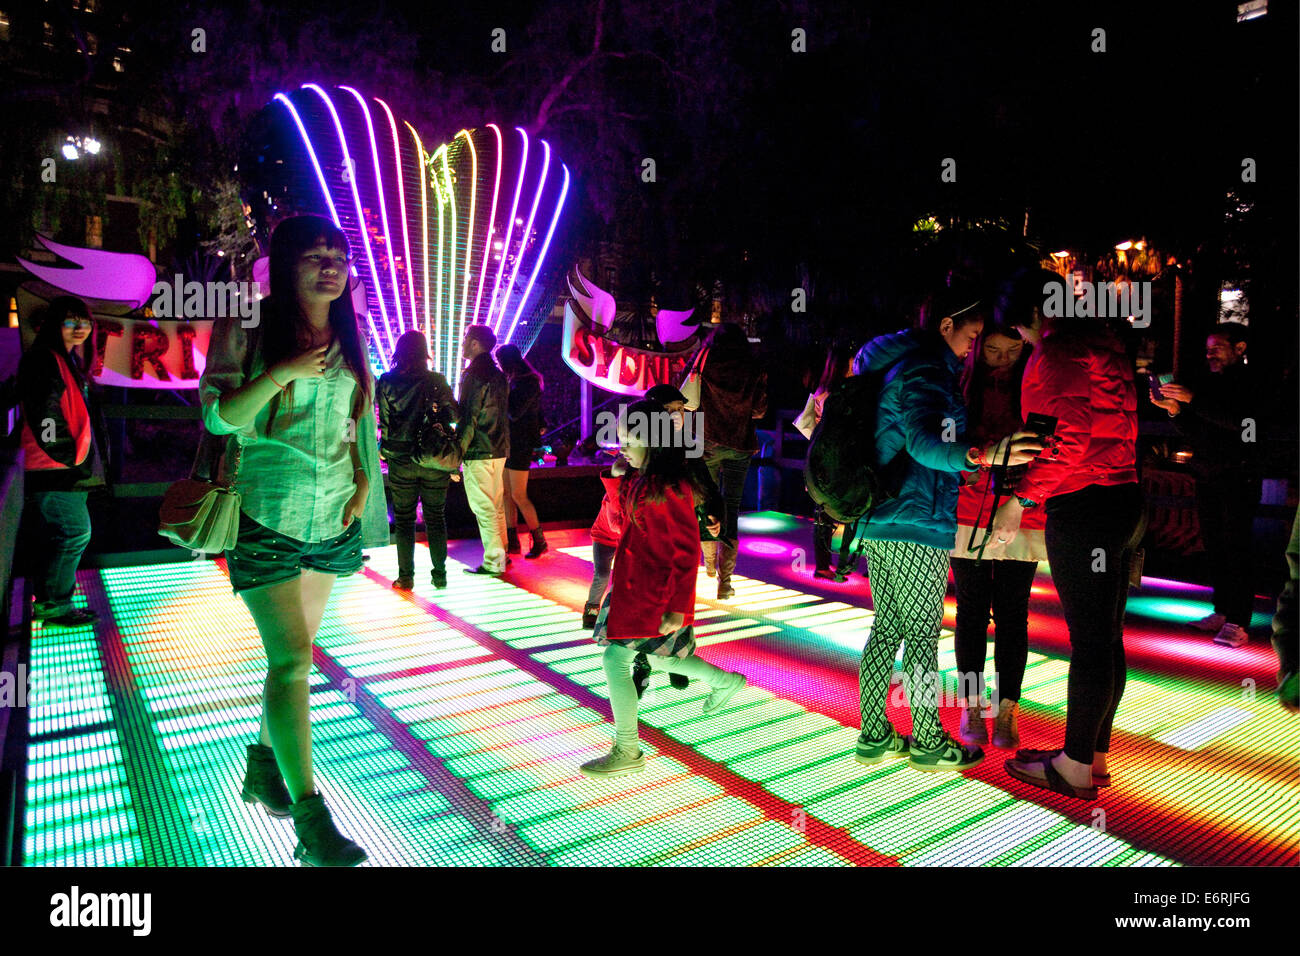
[908,734,984,772]
[854,728,911,765]
[579,744,646,779]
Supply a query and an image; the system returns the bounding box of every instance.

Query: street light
[62,135,103,161]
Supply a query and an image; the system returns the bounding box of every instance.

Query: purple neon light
[301,83,396,356]
[487,127,529,334]
[471,124,504,326]
[340,86,406,340]
[403,121,431,339]
[376,98,420,333]
[497,139,550,342]
[504,153,569,344]
[16,236,157,309]
[272,92,381,351]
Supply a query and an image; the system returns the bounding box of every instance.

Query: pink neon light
[272,93,382,351]
[301,83,395,356]
[498,140,550,343]
[16,236,156,309]
[504,160,569,344]
[340,86,406,339]
[472,124,504,327]
[487,127,529,334]
[376,98,420,334]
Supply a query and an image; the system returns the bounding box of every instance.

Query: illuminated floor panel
[16,517,1298,866]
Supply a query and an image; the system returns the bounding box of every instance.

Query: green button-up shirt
[199,317,388,547]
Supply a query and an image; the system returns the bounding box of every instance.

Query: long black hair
[390,330,431,375]
[29,295,93,382]
[961,323,1032,431]
[496,343,544,390]
[261,215,372,429]
[622,428,709,525]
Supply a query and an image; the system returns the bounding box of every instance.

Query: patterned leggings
[859,539,951,750]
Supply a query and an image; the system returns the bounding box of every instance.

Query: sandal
[1015,748,1111,787]
[1004,754,1098,801]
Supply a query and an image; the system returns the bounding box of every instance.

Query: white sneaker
[1212,623,1249,648]
[1190,613,1227,632]
[579,745,645,778]
[702,672,746,715]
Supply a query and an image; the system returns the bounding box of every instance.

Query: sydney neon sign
[243,85,571,390]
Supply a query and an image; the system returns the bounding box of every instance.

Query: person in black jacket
[1152,323,1261,648]
[379,330,459,590]
[458,324,511,575]
[17,296,111,626]
[497,343,548,559]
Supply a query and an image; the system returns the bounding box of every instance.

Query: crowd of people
[12,215,1296,866]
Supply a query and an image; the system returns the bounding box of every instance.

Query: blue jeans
[587,540,617,607]
[28,490,92,615]
[703,442,753,542]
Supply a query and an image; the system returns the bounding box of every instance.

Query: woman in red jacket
[581,432,747,778]
[18,296,109,627]
[993,274,1142,800]
[951,321,1045,750]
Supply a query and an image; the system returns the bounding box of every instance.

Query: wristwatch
[1016,496,1039,509]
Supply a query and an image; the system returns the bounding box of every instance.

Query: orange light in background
[7,297,16,328]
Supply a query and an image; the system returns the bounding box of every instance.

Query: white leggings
[600,642,731,750]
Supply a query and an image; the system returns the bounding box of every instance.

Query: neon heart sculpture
[241,84,571,391]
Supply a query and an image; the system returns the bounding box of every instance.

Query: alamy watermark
[1044,278,1151,328]
[151,275,261,326]
[594,405,703,458]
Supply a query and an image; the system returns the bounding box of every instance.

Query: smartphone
[1148,372,1173,401]
[1023,412,1059,458]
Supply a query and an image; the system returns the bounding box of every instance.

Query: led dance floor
[19,514,1300,867]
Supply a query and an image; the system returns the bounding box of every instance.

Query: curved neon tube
[302,83,395,356]
[453,130,478,334]
[487,127,529,335]
[500,139,551,344]
[431,143,456,385]
[402,120,431,341]
[375,98,419,334]
[472,124,504,326]
[273,92,380,351]
[340,86,405,339]
[505,160,569,345]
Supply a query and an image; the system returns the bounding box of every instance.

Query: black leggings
[1044,482,1143,764]
[950,557,1037,704]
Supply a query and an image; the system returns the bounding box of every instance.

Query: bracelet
[266,369,287,390]
[967,446,990,467]
[1016,496,1039,509]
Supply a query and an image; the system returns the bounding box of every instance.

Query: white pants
[463,458,508,572]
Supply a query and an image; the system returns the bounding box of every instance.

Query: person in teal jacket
[851,289,1041,772]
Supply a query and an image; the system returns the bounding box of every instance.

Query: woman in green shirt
[200,215,386,866]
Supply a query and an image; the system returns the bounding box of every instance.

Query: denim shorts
[226,511,363,593]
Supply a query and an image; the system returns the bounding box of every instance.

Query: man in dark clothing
[457,325,510,575]
[1152,324,1261,648]
[1274,507,1298,712]
[692,324,767,600]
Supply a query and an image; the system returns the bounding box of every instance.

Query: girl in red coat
[580,437,747,778]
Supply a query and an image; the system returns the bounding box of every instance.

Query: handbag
[159,320,257,554]
[679,346,709,411]
[158,431,243,553]
[413,398,462,471]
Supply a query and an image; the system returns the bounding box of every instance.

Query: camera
[1024,412,1061,459]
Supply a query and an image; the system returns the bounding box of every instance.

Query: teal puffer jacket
[852,328,971,550]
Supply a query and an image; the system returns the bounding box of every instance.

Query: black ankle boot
[241,743,292,818]
[289,792,367,866]
[525,527,548,559]
[507,527,522,554]
[668,673,690,690]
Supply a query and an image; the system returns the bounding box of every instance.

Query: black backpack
[804,360,908,525]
